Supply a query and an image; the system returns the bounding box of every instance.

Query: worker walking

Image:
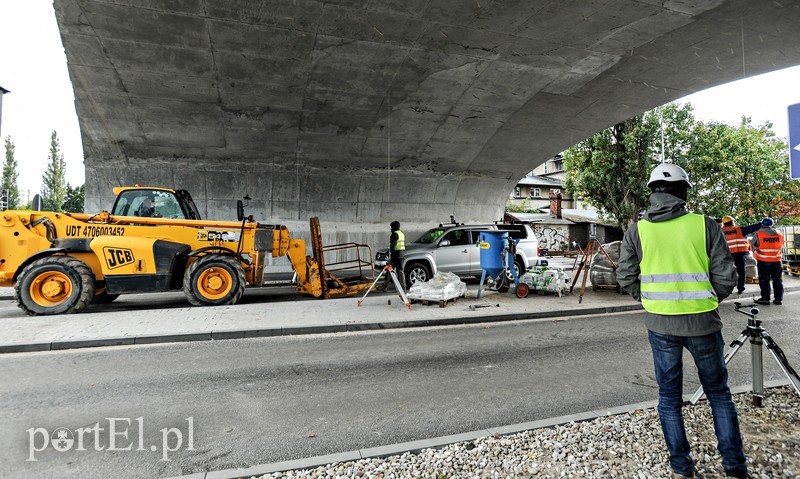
[617,163,748,479]
[382,220,406,292]
[752,217,784,305]
[721,216,761,294]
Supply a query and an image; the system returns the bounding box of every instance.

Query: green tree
[564,104,697,231]
[506,199,531,213]
[563,104,795,229]
[682,117,792,224]
[2,136,21,209]
[62,183,85,213]
[563,116,654,231]
[773,179,800,225]
[41,130,68,212]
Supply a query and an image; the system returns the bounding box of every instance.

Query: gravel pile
[258,386,800,479]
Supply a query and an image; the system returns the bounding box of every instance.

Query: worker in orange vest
[752,217,784,305]
[721,216,761,294]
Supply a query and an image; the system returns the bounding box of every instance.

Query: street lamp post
[0,85,9,138]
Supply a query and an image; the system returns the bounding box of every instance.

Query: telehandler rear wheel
[183,255,245,306]
[15,256,96,315]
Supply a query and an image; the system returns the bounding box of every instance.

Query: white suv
[374,223,541,286]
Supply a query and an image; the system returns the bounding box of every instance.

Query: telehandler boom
[0,186,374,315]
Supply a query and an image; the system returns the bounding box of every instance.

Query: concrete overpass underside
[55,0,800,237]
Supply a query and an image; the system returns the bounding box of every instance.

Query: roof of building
[507,208,614,226]
[506,212,573,225]
[515,174,563,187]
[0,86,9,94]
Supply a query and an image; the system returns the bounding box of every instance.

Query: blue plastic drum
[477,231,509,279]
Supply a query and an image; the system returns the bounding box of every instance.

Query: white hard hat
[647,163,692,188]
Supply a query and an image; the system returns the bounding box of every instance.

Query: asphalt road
[1,299,798,479]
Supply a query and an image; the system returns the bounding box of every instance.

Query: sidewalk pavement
[2,272,798,354]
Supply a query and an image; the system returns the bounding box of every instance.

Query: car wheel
[505,258,524,282]
[405,262,431,286]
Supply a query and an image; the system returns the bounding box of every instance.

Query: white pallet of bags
[519,267,571,296]
[407,271,467,301]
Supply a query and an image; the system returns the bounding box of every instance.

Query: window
[530,187,541,198]
[514,186,521,198]
[442,229,470,246]
[112,189,183,219]
[417,228,446,244]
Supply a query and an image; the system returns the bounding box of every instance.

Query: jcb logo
[103,247,135,269]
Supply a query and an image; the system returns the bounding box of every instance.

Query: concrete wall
[55,0,800,231]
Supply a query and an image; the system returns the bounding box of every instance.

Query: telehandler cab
[0,186,374,315]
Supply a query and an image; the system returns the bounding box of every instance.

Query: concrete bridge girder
[54,0,800,243]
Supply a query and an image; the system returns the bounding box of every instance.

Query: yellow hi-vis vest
[638,213,718,315]
[392,230,405,251]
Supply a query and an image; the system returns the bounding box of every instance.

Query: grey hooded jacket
[617,192,737,336]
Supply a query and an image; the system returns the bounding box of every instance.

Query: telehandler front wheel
[183,255,246,306]
[15,256,96,316]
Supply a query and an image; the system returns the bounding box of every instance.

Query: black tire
[183,255,245,306]
[405,262,431,287]
[93,289,120,304]
[497,279,510,294]
[15,256,96,316]
[505,258,524,282]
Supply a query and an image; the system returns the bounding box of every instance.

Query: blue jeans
[731,252,747,292]
[648,330,747,476]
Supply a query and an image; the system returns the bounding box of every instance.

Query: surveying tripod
[569,238,616,303]
[357,264,411,310]
[690,302,800,407]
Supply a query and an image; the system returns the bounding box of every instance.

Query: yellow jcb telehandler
[0,186,374,315]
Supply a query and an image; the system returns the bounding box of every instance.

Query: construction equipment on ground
[570,239,617,303]
[476,231,520,299]
[0,186,374,315]
[357,264,411,310]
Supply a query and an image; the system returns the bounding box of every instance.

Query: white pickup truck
[374,223,542,287]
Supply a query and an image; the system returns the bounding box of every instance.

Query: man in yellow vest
[381,220,406,292]
[721,216,761,294]
[618,164,748,479]
[752,217,784,305]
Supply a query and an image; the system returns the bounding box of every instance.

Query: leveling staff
[618,163,750,479]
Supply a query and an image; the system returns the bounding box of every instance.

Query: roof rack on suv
[438,215,464,227]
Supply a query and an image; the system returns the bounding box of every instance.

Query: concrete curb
[4,284,798,355]
[165,380,792,479]
[0,303,644,354]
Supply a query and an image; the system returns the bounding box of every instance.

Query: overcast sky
[1,2,800,201]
